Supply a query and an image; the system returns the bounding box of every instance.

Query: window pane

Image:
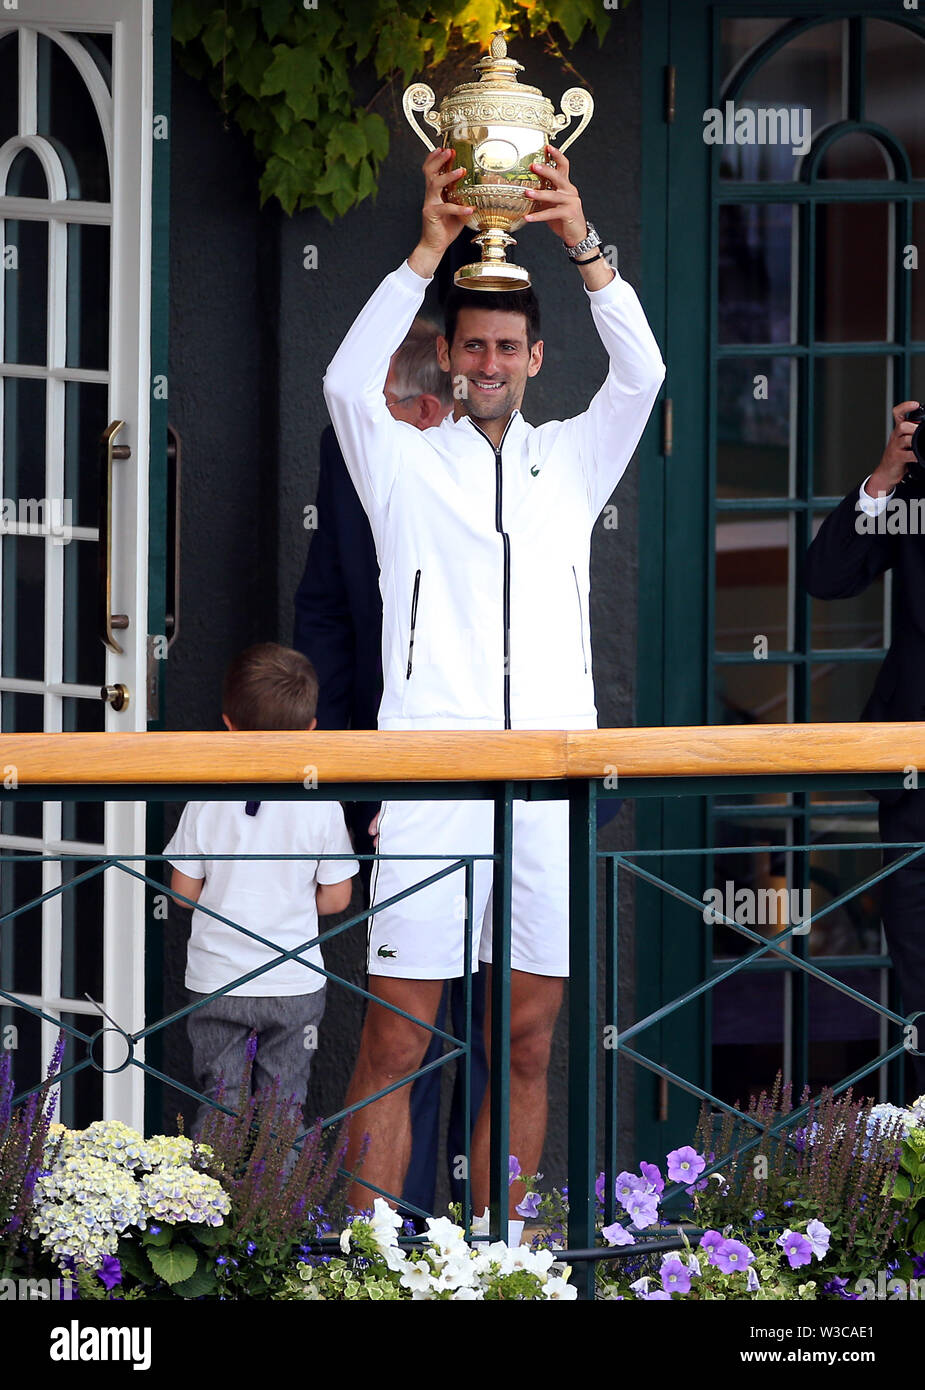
[3,219,48,365]
[712,973,785,1106]
[815,203,891,343]
[913,355,925,404]
[719,17,791,89]
[2,375,46,500]
[866,19,925,179]
[36,34,110,201]
[714,662,790,725]
[0,857,43,994]
[6,149,48,198]
[66,223,110,369]
[717,357,794,498]
[808,971,884,1095]
[64,380,109,530]
[716,513,791,654]
[718,203,794,344]
[807,827,884,957]
[809,659,878,721]
[0,33,17,146]
[816,131,892,180]
[1,534,44,681]
[722,21,846,182]
[62,541,106,687]
[60,859,104,1000]
[812,356,890,497]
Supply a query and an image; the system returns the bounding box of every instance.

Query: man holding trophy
[323,35,665,1227]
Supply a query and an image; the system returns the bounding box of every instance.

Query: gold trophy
[402,30,593,291]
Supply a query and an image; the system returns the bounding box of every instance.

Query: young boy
[164,642,359,1134]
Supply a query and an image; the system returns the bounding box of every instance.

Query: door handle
[166,424,181,649]
[98,420,131,653]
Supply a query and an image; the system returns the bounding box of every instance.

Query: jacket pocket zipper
[406,569,421,678]
[572,565,588,675]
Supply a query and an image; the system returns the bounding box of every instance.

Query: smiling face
[437,307,543,427]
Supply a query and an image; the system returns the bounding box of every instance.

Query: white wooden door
[0,0,153,1128]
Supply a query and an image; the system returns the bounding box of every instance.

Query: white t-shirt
[164,799,359,997]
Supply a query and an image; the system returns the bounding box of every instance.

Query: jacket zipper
[572,565,588,675]
[469,415,516,730]
[405,569,421,678]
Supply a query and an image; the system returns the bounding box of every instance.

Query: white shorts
[367,797,570,980]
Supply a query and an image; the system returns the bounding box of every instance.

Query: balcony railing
[1,723,923,1299]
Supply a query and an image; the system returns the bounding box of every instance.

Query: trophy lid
[473,30,525,84]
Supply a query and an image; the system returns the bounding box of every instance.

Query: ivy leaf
[233,41,274,100]
[147,1243,198,1286]
[200,8,231,68]
[259,0,293,42]
[359,111,389,164]
[261,44,321,122]
[172,0,212,45]
[550,0,599,46]
[314,157,356,201]
[260,155,309,216]
[326,123,367,169]
[356,157,378,205]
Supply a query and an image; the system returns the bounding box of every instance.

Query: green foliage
[171,1,616,219]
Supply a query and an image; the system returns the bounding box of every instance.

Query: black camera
[905,405,925,474]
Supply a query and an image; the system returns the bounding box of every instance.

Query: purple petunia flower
[698,1229,724,1264]
[713,1239,755,1274]
[595,1172,607,1203]
[660,1257,692,1295]
[823,1276,859,1300]
[666,1146,706,1184]
[912,1256,925,1280]
[97,1256,122,1291]
[601,1221,635,1247]
[516,1192,541,1219]
[615,1171,646,1208]
[625,1191,660,1231]
[640,1161,664,1194]
[508,1155,521,1184]
[805,1219,830,1260]
[778,1230,812,1269]
[644,1289,672,1300]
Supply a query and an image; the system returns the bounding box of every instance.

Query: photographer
[806,399,925,1095]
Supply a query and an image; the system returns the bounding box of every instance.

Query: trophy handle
[555,87,594,155]
[403,83,441,152]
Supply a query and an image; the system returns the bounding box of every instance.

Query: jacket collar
[443,407,525,449]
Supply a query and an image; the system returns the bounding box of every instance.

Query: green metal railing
[1,738,923,1300]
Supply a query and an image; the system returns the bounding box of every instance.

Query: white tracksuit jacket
[322,259,666,732]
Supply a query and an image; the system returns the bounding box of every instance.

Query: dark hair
[222,643,319,731]
[444,285,541,351]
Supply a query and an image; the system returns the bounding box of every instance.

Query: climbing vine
[171,0,627,220]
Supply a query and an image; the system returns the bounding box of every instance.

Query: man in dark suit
[806,399,925,1096]
[294,319,490,1215]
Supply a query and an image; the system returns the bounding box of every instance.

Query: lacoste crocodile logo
[377,945,397,958]
[530,463,540,477]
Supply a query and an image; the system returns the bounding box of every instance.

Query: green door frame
[143,0,172,1135]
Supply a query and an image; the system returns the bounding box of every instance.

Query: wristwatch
[565,221,602,260]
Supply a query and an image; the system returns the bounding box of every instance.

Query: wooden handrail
[0,724,922,783]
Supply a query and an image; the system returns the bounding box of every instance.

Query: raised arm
[523,146,666,514]
[322,150,474,519]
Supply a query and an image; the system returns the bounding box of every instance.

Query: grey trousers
[186,987,326,1137]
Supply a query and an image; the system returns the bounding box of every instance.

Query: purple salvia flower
[245,1032,258,1061]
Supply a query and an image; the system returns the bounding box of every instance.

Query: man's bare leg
[470,967,564,1217]
[342,976,445,1211]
